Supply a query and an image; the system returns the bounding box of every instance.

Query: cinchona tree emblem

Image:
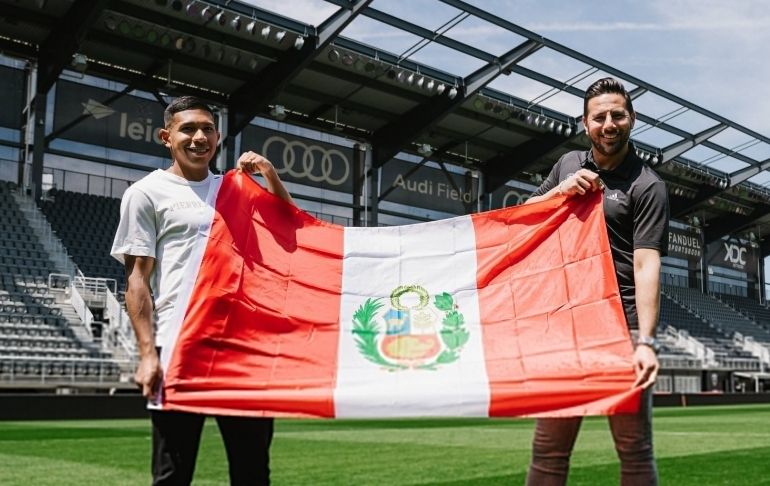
[351,285,469,371]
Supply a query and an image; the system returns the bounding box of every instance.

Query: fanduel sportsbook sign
[667,226,703,262]
[54,80,167,157]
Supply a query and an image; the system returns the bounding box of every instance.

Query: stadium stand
[665,285,770,343]
[717,294,770,339]
[38,189,124,287]
[0,181,122,383]
[662,284,762,369]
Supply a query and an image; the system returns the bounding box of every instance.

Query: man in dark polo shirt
[525,77,669,485]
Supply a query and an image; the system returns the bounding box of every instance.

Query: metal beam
[730,158,770,187]
[84,61,228,104]
[628,86,648,100]
[670,187,722,219]
[704,204,770,244]
[662,124,728,163]
[480,132,566,193]
[44,60,167,145]
[359,7,495,63]
[280,85,519,157]
[308,61,425,103]
[760,235,770,260]
[509,64,763,171]
[439,0,770,149]
[37,0,109,94]
[466,40,542,93]
[86,30,248,82]
[227,0,373,137]
[370,39,542,168]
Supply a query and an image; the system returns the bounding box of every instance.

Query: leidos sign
[54,80,168,157]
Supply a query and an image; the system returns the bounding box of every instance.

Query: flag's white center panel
[335,216,490,418]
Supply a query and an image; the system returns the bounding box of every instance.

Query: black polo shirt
[532,147,669,329]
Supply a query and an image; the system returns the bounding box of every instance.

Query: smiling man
[525,78,669,485]
[111,96,292,485]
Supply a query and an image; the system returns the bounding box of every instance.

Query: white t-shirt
[111,169,219,345]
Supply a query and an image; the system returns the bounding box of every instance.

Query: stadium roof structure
[2,0,770,251]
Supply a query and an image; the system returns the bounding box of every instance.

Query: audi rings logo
[263,135,350,186]
[502,189,528,207]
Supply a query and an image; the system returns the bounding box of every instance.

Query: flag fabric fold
[159,170,641,418]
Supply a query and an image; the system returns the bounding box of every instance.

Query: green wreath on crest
[351,290,469,371]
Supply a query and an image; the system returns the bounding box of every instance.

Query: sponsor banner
[667,226,703,262]
[380,159,478,215]
[489,184,532,209]
[54,80,168,157]
[241,125,355,193]
[0,66,25,130]
[707,238,758,275]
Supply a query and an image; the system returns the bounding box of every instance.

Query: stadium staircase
[0,181,130,386]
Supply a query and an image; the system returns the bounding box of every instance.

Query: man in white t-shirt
[111,96,293,485]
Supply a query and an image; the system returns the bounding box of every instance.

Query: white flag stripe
[334,215,490,418]
[159,177,222,394]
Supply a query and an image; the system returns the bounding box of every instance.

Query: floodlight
[270,105,287,120]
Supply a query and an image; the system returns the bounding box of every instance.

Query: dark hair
[164,96,215,127]
[583,77,634,116]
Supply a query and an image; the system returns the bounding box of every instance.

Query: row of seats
[664,285,770,344]
[0,255,55,268]
[0,267,53,278]
[0,335,79,350]
[0,239,46,251]
[0,292,55,306]
[0,304,61,316]
[718,293,770,335]
[1,347,91,359]
[0,312,63,327]
[0,322,65,337]
[0,247,50,260]
[39,188,125,288]
[0,359,121,378]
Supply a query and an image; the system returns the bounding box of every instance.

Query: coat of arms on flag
[159,170,642,419]
[352,286,468,371]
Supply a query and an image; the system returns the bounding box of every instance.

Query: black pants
[151,410,274,486]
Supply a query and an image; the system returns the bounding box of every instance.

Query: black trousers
[151,410,274,486]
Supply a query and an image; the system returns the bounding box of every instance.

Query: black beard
[592,132,629,157]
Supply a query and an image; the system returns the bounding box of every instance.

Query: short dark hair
[583,77,634,116]
[164,96,215,127]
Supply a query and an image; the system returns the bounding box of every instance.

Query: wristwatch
[636,336,660,354]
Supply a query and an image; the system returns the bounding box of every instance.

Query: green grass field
[1,404,769,485]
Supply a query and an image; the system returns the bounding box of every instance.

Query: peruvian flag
[158,170,641,418]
